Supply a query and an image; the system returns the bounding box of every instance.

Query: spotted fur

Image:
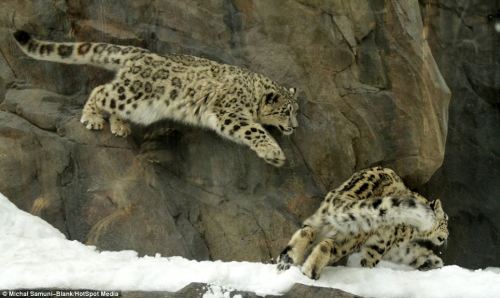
[13,30,299,167]
[276,166,449,279]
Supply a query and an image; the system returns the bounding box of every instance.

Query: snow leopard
[277,166,449,279]
[13,30,299,167]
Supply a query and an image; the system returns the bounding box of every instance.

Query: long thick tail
[327,196,436,234]
[13,30,148,71]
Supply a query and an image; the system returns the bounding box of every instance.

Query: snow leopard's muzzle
[279,125,295,135]
[279,116,298,135]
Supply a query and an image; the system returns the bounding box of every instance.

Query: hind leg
[277,225,317,271]
[301,237,357,280]
[357,229,394,268]
[80,85,106,130]
[301,238,338,280]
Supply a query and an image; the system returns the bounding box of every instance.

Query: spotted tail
[13,30,148,71]
[326,196,436,234]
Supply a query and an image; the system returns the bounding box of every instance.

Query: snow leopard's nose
[436,237,447,249]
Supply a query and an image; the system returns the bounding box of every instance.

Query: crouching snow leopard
[13,30,299,167]
[277,166,449,280]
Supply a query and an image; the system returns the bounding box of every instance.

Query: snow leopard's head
[259,86,299,136]
[427,199,449,247]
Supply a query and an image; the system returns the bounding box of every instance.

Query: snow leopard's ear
[289,87,297,96]
[430,199,442,211]
[430,199,446,218]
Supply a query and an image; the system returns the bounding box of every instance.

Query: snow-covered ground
[1,192,500,298]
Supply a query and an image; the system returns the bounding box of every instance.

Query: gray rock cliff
[0,0,453,291]
[419,0,500,268]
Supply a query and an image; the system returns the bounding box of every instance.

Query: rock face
[419,0,500,268]
[0,0,449,272]
[116,283,360,298]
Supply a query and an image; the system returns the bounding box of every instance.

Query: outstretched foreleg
[214,115,285,167]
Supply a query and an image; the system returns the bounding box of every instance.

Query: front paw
[418,256,443,271]
[259,147,286,167]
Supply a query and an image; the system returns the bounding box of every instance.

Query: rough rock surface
[0,0,449,293]
[122,283,361,297]
[419,0,500,268]
[123,283,262,298]
[20,284,361,298]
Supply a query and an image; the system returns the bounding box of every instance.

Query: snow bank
[1,193,499,298]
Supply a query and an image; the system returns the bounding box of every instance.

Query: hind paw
[110,116,131,137]
[80,113,105,130]
[301,263,320,280]
[276,247,294,272]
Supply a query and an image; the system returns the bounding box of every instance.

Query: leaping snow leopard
[13,30,299,167]
[277,166,449,279]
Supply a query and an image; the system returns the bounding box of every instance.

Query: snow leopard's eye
[265,92,280,104]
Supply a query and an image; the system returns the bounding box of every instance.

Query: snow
[1,192,500,298]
